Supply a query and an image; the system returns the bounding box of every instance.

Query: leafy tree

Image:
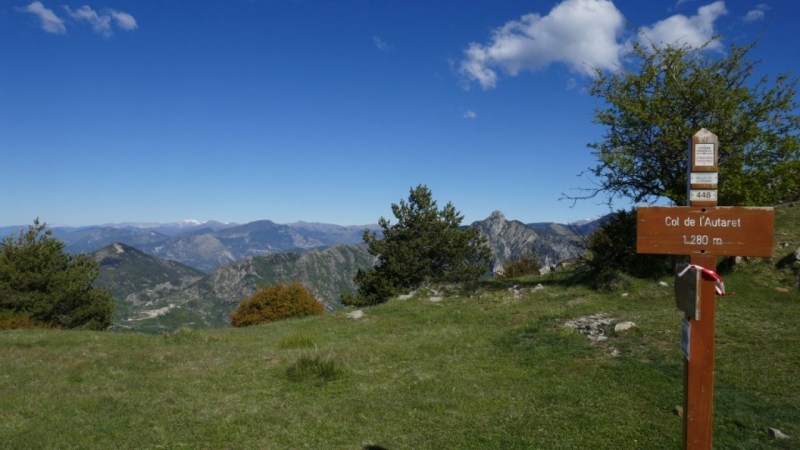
[576,40,799,207]
[0,219,114,330]
[347,185,492,306]
[231,282,324,327]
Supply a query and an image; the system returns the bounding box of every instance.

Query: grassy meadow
[1,205,799,449]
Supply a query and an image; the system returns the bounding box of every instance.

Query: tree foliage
[231,282,324,327]
[580,40,800,207]
[0,219,114,330]
[582,209,672,291]
[347,185,492,306]
[499,253,541,279]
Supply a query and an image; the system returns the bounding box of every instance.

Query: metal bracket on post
[675,263,701,320]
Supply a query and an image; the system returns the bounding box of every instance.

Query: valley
[0,212,597,332]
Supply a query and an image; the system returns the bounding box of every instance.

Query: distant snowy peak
[94,220,238,237]
[108,220,206,229]
[569,217,601,227]
[104,220,235,229]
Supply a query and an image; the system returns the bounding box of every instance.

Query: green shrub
[231,282,324,327]
[584,209,671,290]
[500,254,541,279]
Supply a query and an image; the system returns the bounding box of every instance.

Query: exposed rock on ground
[564,313,615,343]
[565,314,637,347]
[346,309,365,319]
[614,321,636,333]
[768,427,790,440]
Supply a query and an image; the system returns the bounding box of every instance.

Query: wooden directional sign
[636,128,776,450]
[637,206,774,257]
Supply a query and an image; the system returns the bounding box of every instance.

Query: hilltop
[0,204,798,447]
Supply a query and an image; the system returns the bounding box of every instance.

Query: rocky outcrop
[470,210,583,274]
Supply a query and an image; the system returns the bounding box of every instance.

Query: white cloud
[18,1,66,35]
[637,1,727,50]
[743,4,768,23]
[372,35,390,51]
[111,11,138,31]
[459,0,625,90]
[64,5,137,37]
[65,5,112,37]
[463,110,477,119]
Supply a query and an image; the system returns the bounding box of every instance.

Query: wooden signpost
[637,129,774,449]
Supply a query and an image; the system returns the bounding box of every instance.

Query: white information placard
[690,189,718,202]
[690,172,718,185]
[694,143,715,167]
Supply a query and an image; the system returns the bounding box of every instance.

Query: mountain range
[2,213,604,332]
[5,220,373,273]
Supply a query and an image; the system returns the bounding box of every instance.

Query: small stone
[533,283,545,291]
[658,281,669,287]
[346,309,365,319]
[614,321,636,333]
[768,428,789,439]
[621,292,629,297]
[673,406,684,417]
[768,428,790,439]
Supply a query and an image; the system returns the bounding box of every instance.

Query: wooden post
[636,129,775,449]
[684,128,719,449]
[683,254,716,448]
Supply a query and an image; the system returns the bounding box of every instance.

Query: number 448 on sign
[690,190,717,202]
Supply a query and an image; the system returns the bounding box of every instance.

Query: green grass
[2,273,797,449]
[1,204,798,448]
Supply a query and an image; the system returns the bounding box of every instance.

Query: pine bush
[231,282,324,327]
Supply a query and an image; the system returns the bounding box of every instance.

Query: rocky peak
[489,210,506,222]
[470,211,584,273]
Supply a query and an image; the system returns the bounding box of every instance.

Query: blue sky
[1,0,798,227]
